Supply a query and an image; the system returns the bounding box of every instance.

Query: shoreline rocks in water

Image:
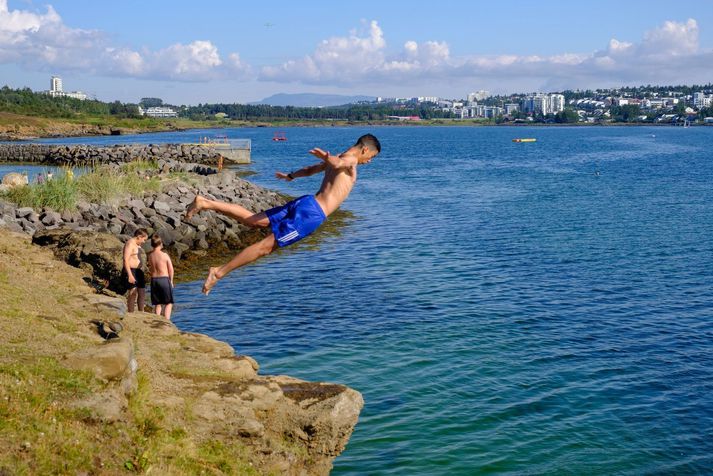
[0,143,248,167]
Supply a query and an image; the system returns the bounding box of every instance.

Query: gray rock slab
[65,338,134,381]
[153,201,171,213]
[16,207,34,218]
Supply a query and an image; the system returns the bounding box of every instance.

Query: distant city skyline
[1,0,712,105]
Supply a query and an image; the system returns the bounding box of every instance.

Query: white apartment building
[642,99,666,109]
[522,93,567,114]
[51,76,62,93]
[522,94,548,114]
[504,103,519,115]
[46,75,87,100]
[694,92,712,109]
[483,106,503,118]
[534,95,549,114]
[550,94,565,113]
[456,104,504,119]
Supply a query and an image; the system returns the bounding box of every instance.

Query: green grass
[1,166,162,211]
[120,158,160,174]
[3,170,77,211]
[120,373,257,474]
[0,357,101,474]
[76,167,161,205]
[0,356,258,474]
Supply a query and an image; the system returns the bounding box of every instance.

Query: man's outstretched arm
[309,148,357,170]
[275,162,326,181]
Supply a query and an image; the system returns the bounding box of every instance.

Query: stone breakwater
[0,143,249,167]
[0,168,284,293]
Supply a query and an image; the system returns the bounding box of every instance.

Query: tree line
[0,86,140,118]
[180,103,454,121]
[1,86,457,121]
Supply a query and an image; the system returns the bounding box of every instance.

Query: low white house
[138,106,178,118]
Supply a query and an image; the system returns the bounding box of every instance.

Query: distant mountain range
[251,93,376,107]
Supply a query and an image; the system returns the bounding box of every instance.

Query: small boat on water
[512,138,536,143]
[273,131,287,141]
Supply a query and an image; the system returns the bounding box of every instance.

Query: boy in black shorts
[147,234,175,319]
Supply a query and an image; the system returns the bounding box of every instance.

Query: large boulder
[1,172,29,188]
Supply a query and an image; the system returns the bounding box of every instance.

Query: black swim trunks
[123,267,146,289]
[150,277,174,305]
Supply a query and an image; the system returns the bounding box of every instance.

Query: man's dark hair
[355,133,381,153]
[134,228,148,238]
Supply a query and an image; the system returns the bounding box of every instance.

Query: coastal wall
[0,143,249,166]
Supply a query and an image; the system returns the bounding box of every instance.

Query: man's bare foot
[202,267,220,295]
[185,195,205,220]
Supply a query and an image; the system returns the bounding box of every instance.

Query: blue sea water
[15,126,713,473]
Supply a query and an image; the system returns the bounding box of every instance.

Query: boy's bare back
[148,250,172,278]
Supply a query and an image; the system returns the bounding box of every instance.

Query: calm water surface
[27,126,713,473]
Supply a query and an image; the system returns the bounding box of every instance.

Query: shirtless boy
[147,234,175,320]
[122,228,148,312]
[185,133,381,295]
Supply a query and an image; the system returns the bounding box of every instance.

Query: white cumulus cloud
[261,20,454,85]
[1,2,710,94]
[0,0,251,81]
[261,18,712,92]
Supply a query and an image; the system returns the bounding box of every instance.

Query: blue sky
[1,0,712,104]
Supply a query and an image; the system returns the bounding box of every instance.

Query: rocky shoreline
[0,162,364,473]
[1,163,282,293]
[0,231,363,474]
[0,116,189,141]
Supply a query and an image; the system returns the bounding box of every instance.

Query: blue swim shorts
[265,195,326,247]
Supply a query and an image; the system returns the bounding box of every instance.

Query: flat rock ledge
[68,305,364,475]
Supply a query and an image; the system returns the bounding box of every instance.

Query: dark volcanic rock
[32,229,127,293]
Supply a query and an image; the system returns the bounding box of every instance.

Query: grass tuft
[2,169,77,211]
[120,158,160,174]
[0,166,162,211]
